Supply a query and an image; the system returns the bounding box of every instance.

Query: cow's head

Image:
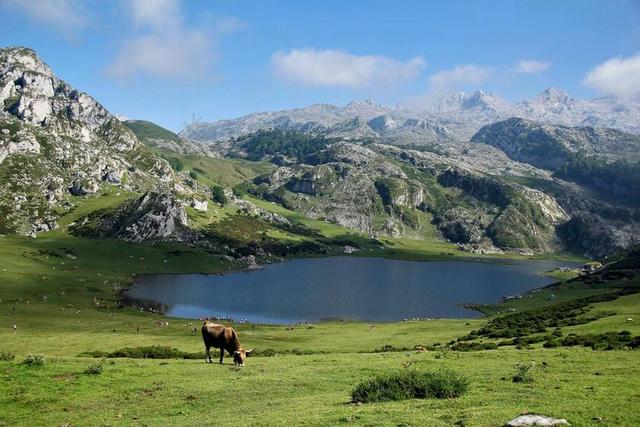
[233,348,253,365]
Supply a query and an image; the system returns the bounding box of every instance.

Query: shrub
[211,185,228,205]
[450,341,498,351]
[107,346,201,359]
[23,354,45,366]
[252,348,278,357]
[560,332,639,350]
[351,368,470,403]
[512,362,535,383]
[84,360,104,375]
[543,340,560,348]
[0,351,15,361]
[374,344,409,353]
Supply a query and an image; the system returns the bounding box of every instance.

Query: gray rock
[505,414,569,426]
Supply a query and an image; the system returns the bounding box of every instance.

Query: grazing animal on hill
[201,321,253,365]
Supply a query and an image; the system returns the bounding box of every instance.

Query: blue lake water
[125,257,580,323]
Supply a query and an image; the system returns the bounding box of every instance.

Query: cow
[201,321,253,365]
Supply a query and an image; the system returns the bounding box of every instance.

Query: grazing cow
[201,321,253,365]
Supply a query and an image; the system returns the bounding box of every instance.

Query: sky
[1,0,639,132]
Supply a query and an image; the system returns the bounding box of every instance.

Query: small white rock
[506,415,569,426]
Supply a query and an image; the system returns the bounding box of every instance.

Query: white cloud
[514,59,550,74]
[213,16,248,35]
[108,0,242,81]
[427,64,492,95]
[1,0,89,38]
[129,0,181,30]
[271,48,425,88]
[584,53,640,98]
[108,31,211,80]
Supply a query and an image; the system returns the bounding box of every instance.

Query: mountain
[472,117,640,170]
[425,90,511,115]
[2,46,638,258]
[124,119,216,156]
[0,47,174,235]
[515,89,640,134]
[180,89,640,146]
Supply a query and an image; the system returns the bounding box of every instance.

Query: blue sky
[1,0,639,131]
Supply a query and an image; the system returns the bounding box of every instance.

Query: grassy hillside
[1,155,637,426]
[0,227,638,425]
[156,148,275,187]
[123,120,181,144]
[1,190,638,425]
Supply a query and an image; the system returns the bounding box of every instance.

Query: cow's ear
[233,351,240,355]
[246,349,254,357]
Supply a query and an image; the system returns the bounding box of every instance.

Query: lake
[124,257,580,323]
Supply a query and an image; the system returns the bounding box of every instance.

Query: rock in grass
[506,414,569,426]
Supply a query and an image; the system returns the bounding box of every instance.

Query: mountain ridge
[180,89,640,144]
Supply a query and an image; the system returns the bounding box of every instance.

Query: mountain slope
[471,117,640,170]
[124,119,215,157]
[180,89,640,146]
[0,47,173,235]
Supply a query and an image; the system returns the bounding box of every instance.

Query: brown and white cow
[201,321,253,365]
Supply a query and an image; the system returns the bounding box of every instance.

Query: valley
[1,45,639,427]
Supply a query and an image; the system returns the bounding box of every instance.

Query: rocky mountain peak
[462,90,510,111]
[533,87,573,106]
[0,46,173,236]
[427,90,510,114]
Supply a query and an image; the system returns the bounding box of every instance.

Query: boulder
[505,415,569,426]
[192,199,208,212]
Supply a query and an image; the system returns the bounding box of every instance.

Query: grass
[1,220,638,425]
[0,158,638,425]
[1,349,638,426]
[123,120,181,144]
[155,149,274,187]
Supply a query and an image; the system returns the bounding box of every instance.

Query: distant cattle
[201,321,253,365]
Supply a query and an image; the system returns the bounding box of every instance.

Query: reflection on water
[125,257,580,324]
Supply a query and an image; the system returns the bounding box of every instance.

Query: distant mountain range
[180,89,640,145]
[1,46,639,258]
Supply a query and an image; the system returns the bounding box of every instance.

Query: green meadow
[1,163,638,426]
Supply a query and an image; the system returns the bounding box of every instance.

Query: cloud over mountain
[271,48,425,88]
[427,65,492,96]
[584,53,640,98]
[0,0,90,38]
[107,0,242,81]
[514,59,550,74]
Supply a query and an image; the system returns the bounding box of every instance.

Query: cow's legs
[219,347,224,364]
[205,345,212,363]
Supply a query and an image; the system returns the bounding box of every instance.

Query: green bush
[0,351,15,361]
[512,362,535,383]
[373,344,410,353]
[351,368,470,403]
[80,346,202,360]
[211,185,228,205]
[23,354,45,366]
[543,340,560,348]
[450,341,498,351]
[84,360,104,375]
[560,331,639,350]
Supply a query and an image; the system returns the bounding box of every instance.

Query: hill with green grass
[1,46,639,426]
[124,119,215,157]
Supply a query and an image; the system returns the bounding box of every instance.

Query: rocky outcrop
[0,47,175,235]
[471,118,640,170]
[72,192,188,242]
